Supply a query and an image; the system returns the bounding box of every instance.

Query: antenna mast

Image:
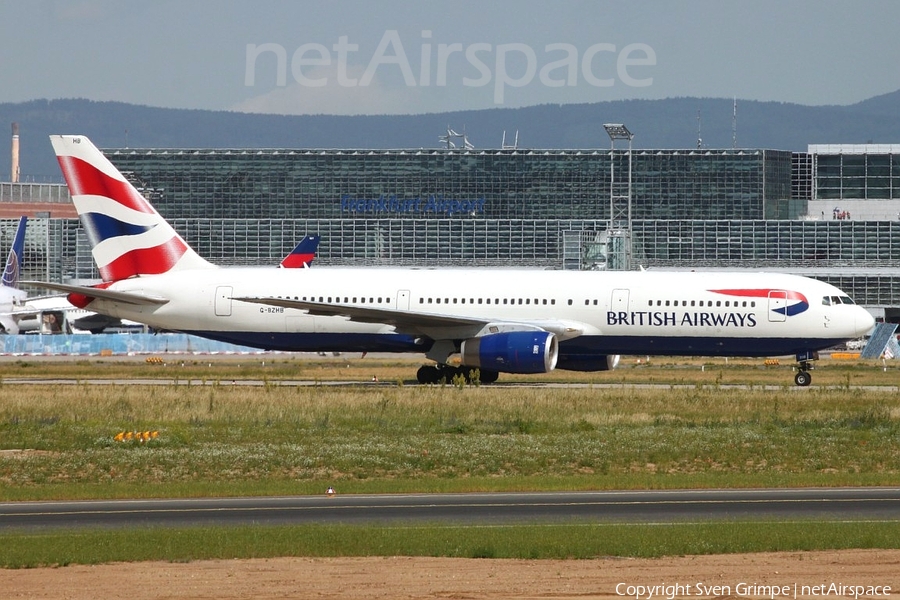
[696,109,702,149]
[732,97,737,149]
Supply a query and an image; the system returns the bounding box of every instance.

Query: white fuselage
[80,267,873,360]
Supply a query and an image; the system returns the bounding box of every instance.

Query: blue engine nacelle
[460,331,558,374]
[556,354,620,372]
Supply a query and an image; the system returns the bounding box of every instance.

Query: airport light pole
[604,123,633,271]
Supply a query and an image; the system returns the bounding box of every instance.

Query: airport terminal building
[5,142,900,319]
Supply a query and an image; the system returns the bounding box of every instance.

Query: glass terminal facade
[92,147,799,271]
[811,144,900,200]
[6,145,900,312]
[806,145,900,221]
[106,148,795,221]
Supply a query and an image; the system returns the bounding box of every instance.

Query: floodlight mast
[603,123,633,271]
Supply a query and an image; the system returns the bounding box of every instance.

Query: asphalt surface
[3,488,900,530]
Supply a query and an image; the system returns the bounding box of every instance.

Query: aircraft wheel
[479,369,499,384]
[440,365,462,383]
[416,365,442,384]
[794,371,812,387]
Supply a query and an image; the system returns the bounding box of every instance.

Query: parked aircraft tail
[1,216,26,290]
[280,235,320,268]
[49,135,214,282]
[0,216,28,332]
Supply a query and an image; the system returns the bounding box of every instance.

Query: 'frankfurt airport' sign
[340,194,486,216]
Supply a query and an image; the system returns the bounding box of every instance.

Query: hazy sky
[2,0,899,115]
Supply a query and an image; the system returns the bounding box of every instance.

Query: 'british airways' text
[607,311,758,328]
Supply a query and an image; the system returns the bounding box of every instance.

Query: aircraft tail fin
[1,216,26,289]
[280,235,320,268]
[50,135,215,282]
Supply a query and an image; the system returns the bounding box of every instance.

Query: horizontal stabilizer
[0,314,20,334]
[21,281,169,306]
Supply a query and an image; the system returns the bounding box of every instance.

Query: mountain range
[3,90,900,181]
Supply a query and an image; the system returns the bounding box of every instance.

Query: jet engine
[460,331,558,374]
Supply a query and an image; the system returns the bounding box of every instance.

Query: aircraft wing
[234,296,482,327]
[234,296,587,340]
[20,281,169,306]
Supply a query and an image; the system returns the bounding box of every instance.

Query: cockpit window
[825,295,856,306]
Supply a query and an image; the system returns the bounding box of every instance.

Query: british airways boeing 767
[30,135,874,386]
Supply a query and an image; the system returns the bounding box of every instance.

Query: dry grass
[2,356,900,499]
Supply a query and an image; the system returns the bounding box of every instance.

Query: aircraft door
[286,315,316,332]
[397,289,410,311]
[215,286,233,317]
[767,290,787,323]
[611,288,630,312]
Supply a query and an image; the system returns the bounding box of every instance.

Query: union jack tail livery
[50,135,214,282]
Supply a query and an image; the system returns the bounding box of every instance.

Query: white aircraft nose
[856,308,876,337]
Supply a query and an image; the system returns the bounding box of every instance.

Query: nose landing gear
[793,351,818,387]
[794,369,812,387]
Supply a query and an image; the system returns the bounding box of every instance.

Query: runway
[3,488,900,530]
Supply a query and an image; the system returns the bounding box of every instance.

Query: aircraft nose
[856,308,875,337]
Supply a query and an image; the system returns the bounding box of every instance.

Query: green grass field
[1,355,899,565]
[5,521,900,567]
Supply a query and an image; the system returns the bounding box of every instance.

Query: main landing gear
[416,364,499,384]
[793,351,819,387]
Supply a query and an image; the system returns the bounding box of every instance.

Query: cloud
[234,83,432,117]
[49,0,123,21]
[234,63,448,116]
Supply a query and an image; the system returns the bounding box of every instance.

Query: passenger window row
[419,297,558,306]
[274,295,763,310]
[648,299,757,308]
[277,295,391,304]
